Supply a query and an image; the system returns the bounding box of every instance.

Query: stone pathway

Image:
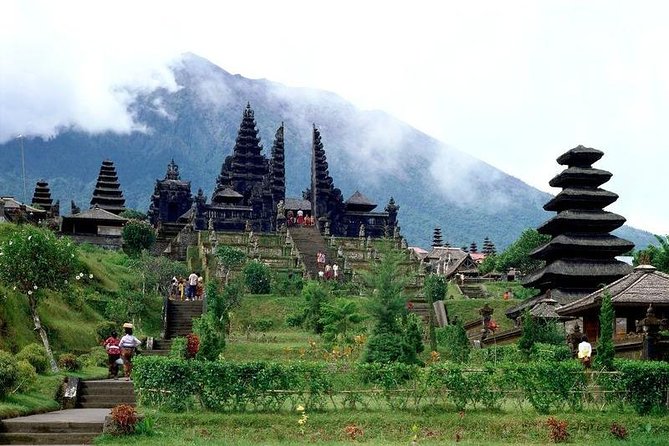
[0,408,108,445]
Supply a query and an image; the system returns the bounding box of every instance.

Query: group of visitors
[170,272,204,301]
[103,323,142,380]
[286,210,315,227]
[316,250,340,281]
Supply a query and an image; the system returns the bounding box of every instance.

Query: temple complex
[149,104,399,243]
[507,145,634,320]
[90,160,126,215]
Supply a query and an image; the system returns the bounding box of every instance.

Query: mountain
[0,53,656,250]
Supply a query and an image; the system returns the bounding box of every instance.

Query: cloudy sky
[1,0,668,235]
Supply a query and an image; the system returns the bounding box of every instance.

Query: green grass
[94,409,669,445]
[446,298,520,332]
[0,366,106,419]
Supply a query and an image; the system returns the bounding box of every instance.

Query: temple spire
[31,180,54,215]
[432,227,443,247]
[90,159,126,215]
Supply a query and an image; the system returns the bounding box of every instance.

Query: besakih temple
[89,160,126,215]
[31,180,59,218]
[0,197,46,224]
[60,205,128,249]
[149,103,399,242]
[506,145,634,321]
[432,227,444,248]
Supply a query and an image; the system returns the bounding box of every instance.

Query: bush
[96,321,119,343]
[169,337,187,360]
[194,313,225,361]
[615,359,669,415]
[530,343,571,362]
[243,261,271,294]
[302,281,329,334]
[79,347,108,368]
[436,320,471,363]
[58,353,82,372]
[16,343,49,374]
[186,334,200,359]
[110,404,139,435]
[15,360,37,392]
[362,331,415,364]
[272,273,303,296]
[0,350,19,398]
[122,220,156,257]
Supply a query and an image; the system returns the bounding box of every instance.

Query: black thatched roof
[544,188,618,212]
[212,187,243,204]
[538,210,626,235]
[345,191,377,212]
[556,145,603,167]
[558,265,669,316]
[506,288,587,319]
[549,166,612,188]
[63,205,127,222]
[285,198,311,211]
[530,234,634,260]
[523,259,632,289]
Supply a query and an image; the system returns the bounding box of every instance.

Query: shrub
[596,291,615,370]
[169,337,187,360]
[272,273,304,297]
[610,422,628,440]
[95,321,119,343]
[15,360,37,392]
[79,347,108,368]
[243,261,271,294]
[122,220,156,257]
[362,331,408,364]
[302,282,330,334]
[186,334,200,359]
[194,313,224,361]
[254,318,274,332]
[0,350,19,398]
[546,417,569,443]
[615,359,669,415]
[110,404,139,434]
[436,320,471,363]
[16,343,49,374]
[530,343,571,362]
[57,353,82,372]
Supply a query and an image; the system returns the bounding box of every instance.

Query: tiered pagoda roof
[345,191,377,212]
[213,103,268,202]
[432,227,444,247]
[311,125,344,219]
[268,123,286,208]
[508,145,633,319]
[31,180,54,213]
[482,237,496,255]
[90,160,126,215]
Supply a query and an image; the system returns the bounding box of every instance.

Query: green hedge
[133,357,669,415]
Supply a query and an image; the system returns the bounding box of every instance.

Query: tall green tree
[319,298,366,344]
[122,220,156,257]
[634,235,669,273]
[596,291,615,370]
[215,245,247,284]
[494,228,550,274]
[0,226,77,371]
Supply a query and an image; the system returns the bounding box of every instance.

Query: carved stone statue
[277,200,285,215]
[358,224,365,238]
[324,220,331,236]
[245,220,251,232]
[208,216,214,231]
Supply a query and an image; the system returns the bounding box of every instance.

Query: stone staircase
[0,409,108,445]
[407,298,432,324]
[288,226,337,279]
[165,300,204,338]
[460,282,487,299]
[77,379,136,409]
[148,338,173,356]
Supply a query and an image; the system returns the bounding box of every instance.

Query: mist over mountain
[0,53,655,249]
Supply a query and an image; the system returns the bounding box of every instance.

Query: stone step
[77,401,136,409]
[79,387,135,397]
[0,421,101,434]
[142,349,170,356]
[0,432,100,444]
[79,394,135,407]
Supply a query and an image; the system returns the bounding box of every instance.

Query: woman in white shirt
[577,336,592,368]
[120,323,142,380]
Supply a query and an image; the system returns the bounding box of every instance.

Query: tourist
[503,289,511,300]
[297,210,304,225]
[318,270,325,281]
[103,330,121,379]
[578,336,592,368]
[178,277,185,301]
[287,210,294,226]
[316,250,326,271]
[120,323,142,381]
[325,264,333,280]
[196,275,204,300]
[170,276,178,300]
[187,271,198,300]
[332,263,339,280]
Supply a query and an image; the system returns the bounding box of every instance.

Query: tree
[361,249,422,364]
[320,298,366,344]
[214,245,247,284]
[596,291,615,370]
[122,220,156,257]
[494,228,550,274]
[634,235,669,273]
[119,209,148,221]
[302,281,330,334]
[0,226,77,371]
